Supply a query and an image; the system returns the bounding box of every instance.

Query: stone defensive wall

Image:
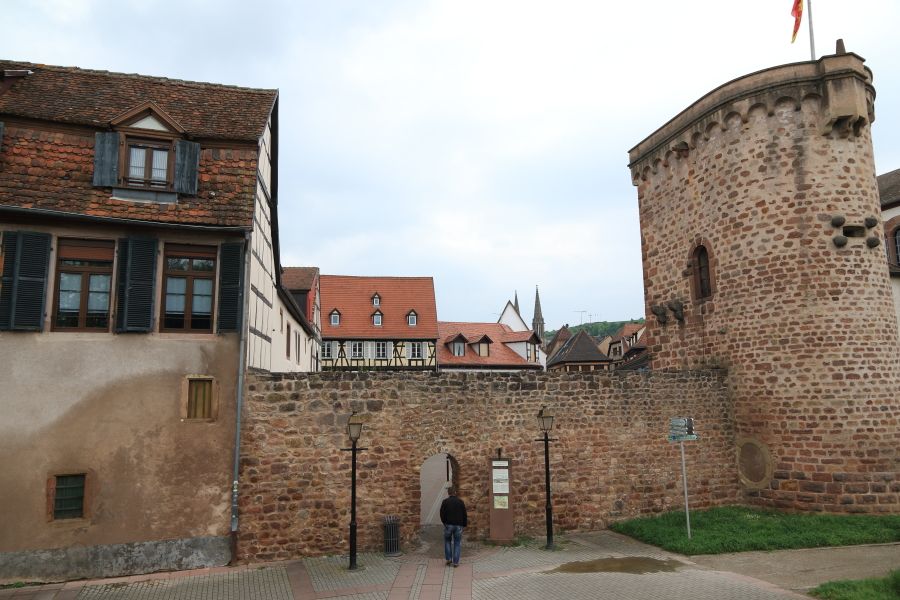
[630,51,900,512]
[237,370,739,562]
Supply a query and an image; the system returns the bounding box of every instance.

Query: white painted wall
[245,119,319,373]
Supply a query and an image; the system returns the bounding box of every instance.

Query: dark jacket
[440,494,468,527]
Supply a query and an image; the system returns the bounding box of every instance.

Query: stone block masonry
[630,52,900,513]
[237,370,739,562]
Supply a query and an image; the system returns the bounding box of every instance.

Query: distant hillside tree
[543,318,645,343]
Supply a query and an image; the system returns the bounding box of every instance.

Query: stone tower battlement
[631,49,899,512]
[629,53,875,182]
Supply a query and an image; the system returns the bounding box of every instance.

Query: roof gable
[110,100,186,134]
[547,330,610,367]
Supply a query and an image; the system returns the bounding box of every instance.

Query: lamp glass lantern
[347,412,364,442]
[538,406,555,434]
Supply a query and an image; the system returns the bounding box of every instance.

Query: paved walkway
[3,533,896,600]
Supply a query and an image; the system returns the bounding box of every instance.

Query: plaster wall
[0,221,240,578]
[0,332,238,553]
[246,118,319,374]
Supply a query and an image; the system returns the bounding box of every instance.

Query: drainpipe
[229,230,253,563]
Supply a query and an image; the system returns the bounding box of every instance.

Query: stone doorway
[419,453,459,526]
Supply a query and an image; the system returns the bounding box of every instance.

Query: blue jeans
[443,524,463,565]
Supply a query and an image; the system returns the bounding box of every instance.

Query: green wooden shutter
[217,241,244,332]
[0,231,17,330]
[92,132,120,187]
[115,237,157,333]
[0,231,51,331]
[174,140,201,196]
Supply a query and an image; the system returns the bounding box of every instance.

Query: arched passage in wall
[419,453,460,526]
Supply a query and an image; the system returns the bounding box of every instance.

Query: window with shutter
[115,237,158,333]
[181,375,219,420]
[217,242,243,332]
[0,230,51,331]
[161,244,216,333]
[52,239,115,331]
[52,474,86,520]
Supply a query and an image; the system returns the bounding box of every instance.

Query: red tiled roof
[283,267,319,291]
[0,60,276,228]
[613,323,645,340]
[436,322,542,369]
[320,275,438,340]
[0,61,276,141]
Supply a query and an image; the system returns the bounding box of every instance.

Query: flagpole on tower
[807,0,816,60]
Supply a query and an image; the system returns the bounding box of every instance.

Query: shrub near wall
[237,370,739,562]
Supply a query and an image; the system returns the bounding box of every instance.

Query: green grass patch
[809,569,900,600]
[609,506,900,555]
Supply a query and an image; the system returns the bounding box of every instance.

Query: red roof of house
[320,275,438,340]
[436,322,542,369]
[283,267,319,291]
[613,323,645,340]
[0,61,276,141]
[0,60,276,228]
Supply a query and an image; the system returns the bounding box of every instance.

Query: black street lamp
[341,411,367,570]
[536,406,556,549]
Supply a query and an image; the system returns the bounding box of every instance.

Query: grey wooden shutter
[0,231,51,331]
[115,237,157,333]
[0,122,5,150]
[217,241,244,332]
[174,140,201,195]
[92,132,120,187]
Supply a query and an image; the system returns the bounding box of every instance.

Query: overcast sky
[5,0,900,330]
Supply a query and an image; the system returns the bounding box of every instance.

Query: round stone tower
[629,49,900,512]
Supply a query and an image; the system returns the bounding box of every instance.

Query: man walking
[439,487,467,567]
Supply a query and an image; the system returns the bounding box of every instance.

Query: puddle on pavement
[544,557,683,574]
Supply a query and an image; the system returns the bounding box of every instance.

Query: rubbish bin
[383,515,401,556]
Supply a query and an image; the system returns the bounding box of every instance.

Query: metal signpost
[668,417,697,539]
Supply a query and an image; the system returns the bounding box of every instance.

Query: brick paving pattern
[75,566,292,600]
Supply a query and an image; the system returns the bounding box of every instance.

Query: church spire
[532,286,545,341]
[513,290,520,315]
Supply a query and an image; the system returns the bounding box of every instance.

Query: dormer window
[476,342,490,357]
[407,311,417,326]
[93,101,200,198]
[330,310,341,326]
[372,311,382,327]
[372,293,380,307]
[127,141,170,188]
[452,341,465,357]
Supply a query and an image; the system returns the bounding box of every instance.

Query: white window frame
[407,312,417,326]
[351,341,364,359]
[375,341,387,359]
[409,342,423,359]
[373,294,380,307]
[330,311,340,326]
[373,312,382,327]
[322,341,332,359]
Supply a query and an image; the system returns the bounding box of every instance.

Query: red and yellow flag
[791,0,803,43]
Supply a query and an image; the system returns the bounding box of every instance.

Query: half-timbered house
[319,275,438,370]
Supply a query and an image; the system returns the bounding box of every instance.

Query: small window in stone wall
[693,244,713,300]
[181,376,218,420]
[894,229,900,265]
